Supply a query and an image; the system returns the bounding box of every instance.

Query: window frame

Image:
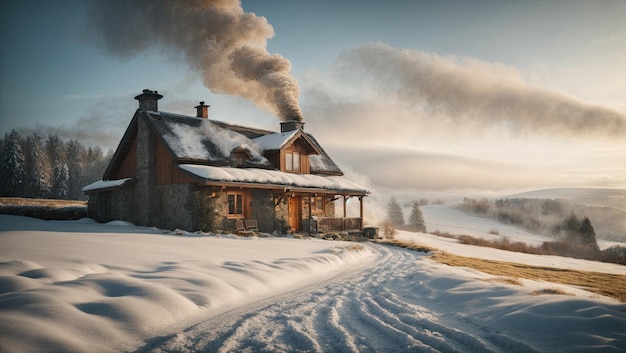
[312,195,325,214]
[285,151,301,172]
[227,191,245,218]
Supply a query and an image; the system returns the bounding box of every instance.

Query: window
[285,151,300,172]
[231,150,250,168]
[312,196,325,214]
[233,155,245,168]
[227,192,244,218]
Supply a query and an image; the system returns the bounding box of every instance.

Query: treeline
[0,130,112,200]
[458,197,626,242]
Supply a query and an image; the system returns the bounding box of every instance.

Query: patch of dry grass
[0,197,87,220]
[531,288,573,297]
[430,230,457,239]
[0,197,86,208]
[430,252,626,302]
[484,277,523,286]
[348,244,365,252]
[373,239,438,253]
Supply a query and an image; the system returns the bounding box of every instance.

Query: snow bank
[149,245,626,353]
[0,215,373,353]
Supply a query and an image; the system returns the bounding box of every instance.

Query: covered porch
[295,194,366,235]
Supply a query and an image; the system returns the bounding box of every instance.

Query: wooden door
[287,195,301,232]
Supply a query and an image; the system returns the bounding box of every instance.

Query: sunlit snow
[0,204,624,352]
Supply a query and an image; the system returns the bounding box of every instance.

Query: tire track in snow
[138,244,539,353]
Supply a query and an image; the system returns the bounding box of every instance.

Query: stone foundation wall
[274,197,289,233]
[250,189,276,233]
[154,184,194,231]
[86,185,137,224]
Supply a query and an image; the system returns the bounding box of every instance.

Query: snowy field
[1,209,625,352]
[419,204,625,250]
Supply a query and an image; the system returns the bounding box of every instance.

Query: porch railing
[303,217,362,233]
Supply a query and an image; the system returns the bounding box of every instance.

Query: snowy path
[137,245,553,353]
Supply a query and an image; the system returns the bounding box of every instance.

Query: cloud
[303,42,626,140]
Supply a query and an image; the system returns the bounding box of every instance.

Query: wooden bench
[244,219,259,232]
[235,219,258,236]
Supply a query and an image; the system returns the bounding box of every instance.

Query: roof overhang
[178,164,369,196]
[82,178,135,194]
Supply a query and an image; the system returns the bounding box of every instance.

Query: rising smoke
[325,43,626,137]
[88,0,302,121]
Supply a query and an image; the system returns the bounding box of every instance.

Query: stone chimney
[280,120,305,132]
[134,89,163,111]
[195,101,210,118]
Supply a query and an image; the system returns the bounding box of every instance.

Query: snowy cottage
[83,90,369,235]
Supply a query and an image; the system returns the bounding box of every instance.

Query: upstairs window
[227,192,244,218]
[285,151,300,172]
[230,147,252,168]
[233,155,245,168]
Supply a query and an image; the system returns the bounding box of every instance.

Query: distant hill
[494,188,626,242]
[504,187,626,212]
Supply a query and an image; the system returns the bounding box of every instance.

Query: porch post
[342,195,347,232]
[359,196,364,231]
[308,193,312,235]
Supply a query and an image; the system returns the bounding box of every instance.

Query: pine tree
[45,135,64,170]
[579,217,599,251]
[66,139,85,199]
[564,212,580,236]
[53,162,69,199]
[0,130,26,196]
[387,196,405,228]
[24,134,51,198]
[408,201,426,232]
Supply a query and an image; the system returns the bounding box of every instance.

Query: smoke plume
[88,0,302,121]
[326,43,625,137]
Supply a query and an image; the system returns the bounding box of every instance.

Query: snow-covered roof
[253,130,299,150]
[145,112,272,168]
[82,178,133,193]
[142,111,342,175]
[179,165,368,194]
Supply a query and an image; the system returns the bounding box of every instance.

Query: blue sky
[1,0,624,195]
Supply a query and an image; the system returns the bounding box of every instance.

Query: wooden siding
[265,151,280,170]
[155,137,196,185]
[111,135,137,179]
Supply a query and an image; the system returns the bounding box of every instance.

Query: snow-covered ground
[1,210,625,352]
[419,204,625,250]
